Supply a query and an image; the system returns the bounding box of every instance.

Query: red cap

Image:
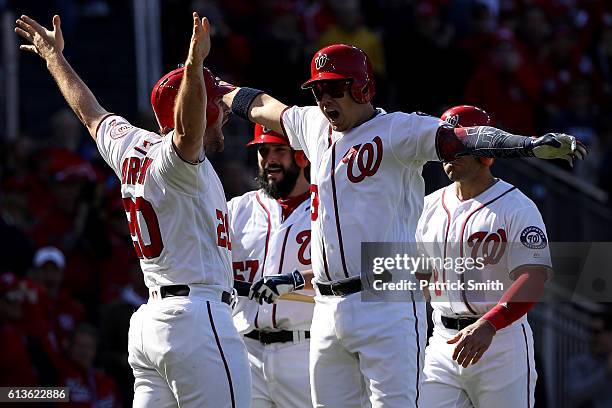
[246,124,289,146]
[441,105,493,166]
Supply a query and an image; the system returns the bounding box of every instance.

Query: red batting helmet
[151,67,234,130]
[301,44,375,104]
[441,105,493,166]
[247,124,289,146]
[441,105,491,128]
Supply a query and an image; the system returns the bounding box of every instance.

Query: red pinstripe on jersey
[441,189,452,292]
[442,185,517,315]
[254,192,272,329]
[330,138,350,279]
[272,225,294,328]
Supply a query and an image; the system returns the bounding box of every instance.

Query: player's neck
[454,173,496,201]
[350,105,377,129]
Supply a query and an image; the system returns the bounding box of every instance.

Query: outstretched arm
[15,15,109,140]
[221,88,288,135]
[436,125,588,166]
[173,13,211,163]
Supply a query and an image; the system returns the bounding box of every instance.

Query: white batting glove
[249,270,305,305]
[529,133,588,167]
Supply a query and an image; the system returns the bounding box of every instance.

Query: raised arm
[436,125,588,166]
[172,13,211,163]
[221,88,288,135]
[15,15,109,140]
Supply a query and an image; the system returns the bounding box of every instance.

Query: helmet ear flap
[294,151,309,168]
[350,80,374,104]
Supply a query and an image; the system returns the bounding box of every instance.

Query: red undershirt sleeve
[481,269,546,331]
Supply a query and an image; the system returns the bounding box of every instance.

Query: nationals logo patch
[109,119,134,139]
[520,226,547,249]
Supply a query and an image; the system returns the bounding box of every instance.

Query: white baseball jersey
[228,190,314,333]
[96,115,233,289]
[281,106,442,283]
[416,179,552,316]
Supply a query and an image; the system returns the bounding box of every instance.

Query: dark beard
[256,163,300,199]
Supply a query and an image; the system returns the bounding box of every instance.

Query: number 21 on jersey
[216,209,232,250]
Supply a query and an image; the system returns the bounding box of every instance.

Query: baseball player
[217,43,585,407]
[16,13,250,407]
[416,105,551,408]
[229,124,315,408]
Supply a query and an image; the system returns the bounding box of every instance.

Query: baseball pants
[421,313,537,408]
[310,292,427,408]
[244,335,313,408]
[128,285,251,408]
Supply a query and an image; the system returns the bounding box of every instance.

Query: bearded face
[256,144,301,199]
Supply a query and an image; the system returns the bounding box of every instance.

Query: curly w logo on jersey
[343,136,383,183]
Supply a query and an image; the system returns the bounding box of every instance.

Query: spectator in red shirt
[465,28,541,134]
[0,272,38,387]
[30,246,85,350]
[60,324,120,408]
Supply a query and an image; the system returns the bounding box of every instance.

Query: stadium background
[1,0,611,406]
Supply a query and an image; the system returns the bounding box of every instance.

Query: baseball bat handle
[232,279,315,304]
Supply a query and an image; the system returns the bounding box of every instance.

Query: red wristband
[482,304,510,331]
[482,301,536,331]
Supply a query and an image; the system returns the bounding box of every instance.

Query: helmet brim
[246,134,290,147]
[301,72,348,89]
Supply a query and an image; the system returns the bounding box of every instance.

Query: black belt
[157,285,231,305]
[315,277,362,296]
[244,330,310,345]
[441,316,480,331]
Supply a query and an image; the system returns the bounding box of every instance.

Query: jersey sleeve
[507,204,553,279]
[415,194,435,276]
[226,197,239,236]
[389,112,442,164]
[96,115,149,177]
[149,131,206,195]
[280,106,321,160]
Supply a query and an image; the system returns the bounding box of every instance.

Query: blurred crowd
[1,0,612,406]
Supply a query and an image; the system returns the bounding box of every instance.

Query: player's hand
[447,319,496,368]
[249,270,305,305]
[15,15,64,59]
[186,12,210,66]
[529,133,588,167]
